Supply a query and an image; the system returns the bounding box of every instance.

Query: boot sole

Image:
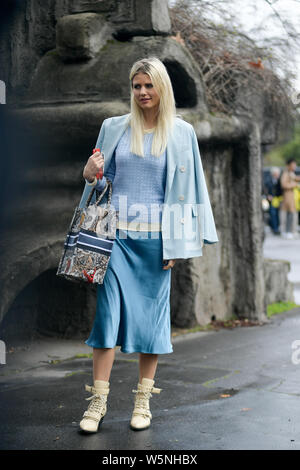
[129,423,150,431]
[79,415,105,434]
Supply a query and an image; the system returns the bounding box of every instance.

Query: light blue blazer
[79,114,219,260]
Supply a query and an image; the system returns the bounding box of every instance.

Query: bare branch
[169,0,297,121]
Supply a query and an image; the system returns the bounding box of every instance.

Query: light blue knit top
[93,126,167,225]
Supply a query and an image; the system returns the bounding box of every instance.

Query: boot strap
[132,408,152,419]
[82,410,105,422]
[85,384,110,396]
[132,386,162,395]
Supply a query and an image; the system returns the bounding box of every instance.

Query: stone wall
[263,259,294,306]
[0,0,294,341]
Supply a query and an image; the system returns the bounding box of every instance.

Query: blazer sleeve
[78,119,108,208]
[191,126,219,245]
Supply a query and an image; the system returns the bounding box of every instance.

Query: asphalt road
[1,306,300,451]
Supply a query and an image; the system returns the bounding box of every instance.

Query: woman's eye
[133,84,153,89]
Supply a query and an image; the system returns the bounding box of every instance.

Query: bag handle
[96,178,112,207]
[85,178,112,208]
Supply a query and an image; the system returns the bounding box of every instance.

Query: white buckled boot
[79,380,110,433]
[130,377,162,431]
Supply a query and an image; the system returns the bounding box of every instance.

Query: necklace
[143,127,156,134]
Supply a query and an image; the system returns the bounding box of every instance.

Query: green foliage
[264,122,300,166]
[267,301,299,318]
[281,135,300,163]
[264,147,286,167]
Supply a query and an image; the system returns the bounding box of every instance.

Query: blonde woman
[79,57,218,433]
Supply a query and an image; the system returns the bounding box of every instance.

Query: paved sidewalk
[1,308,300,450]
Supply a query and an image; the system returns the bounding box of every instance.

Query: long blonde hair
[128,57,176,157]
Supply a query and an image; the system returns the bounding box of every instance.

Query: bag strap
[85,178,112,208]
[96,179,112,207]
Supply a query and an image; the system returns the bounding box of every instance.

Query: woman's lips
[140,98,151,103]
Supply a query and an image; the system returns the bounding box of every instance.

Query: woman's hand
[162,259,176,270]
[83,151,104,182]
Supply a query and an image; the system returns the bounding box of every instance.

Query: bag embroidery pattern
[56,179,118,284]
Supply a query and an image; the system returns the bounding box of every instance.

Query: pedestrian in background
[264,166,281,235]
[279,158,300,239]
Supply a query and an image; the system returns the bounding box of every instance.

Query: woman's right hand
[82,151,104,182]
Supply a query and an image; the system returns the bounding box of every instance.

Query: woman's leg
[279,208,287,234]
[292,210,298,235]
[80,348,114,433]
[130,353,160,430]
[138,353,159,382]
[93,347,116,382]
[286,211,293,233]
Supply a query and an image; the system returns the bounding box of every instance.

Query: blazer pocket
[183,204,198,242]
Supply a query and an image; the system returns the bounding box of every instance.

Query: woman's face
[132,73,160,112]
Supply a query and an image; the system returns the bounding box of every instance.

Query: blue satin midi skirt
[85,228,173,354]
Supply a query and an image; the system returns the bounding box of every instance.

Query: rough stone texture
[170,123,266,326]
[230,124,266,321]
[67,0,116,14]
[0,0,58,104]
[171,145,233,327]
[263,258,295,306]
[21,36,206,112]
[109,0,171,39]
[0,267,97,342]
[67,0,171,37]
[0,100,129,329]
[0,0,171,105]
[234,82,293,147]
[56,13,114,61]
[0,0,291,338]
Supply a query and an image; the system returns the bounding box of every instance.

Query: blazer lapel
[102,114,130,173]
[164,125,178,204]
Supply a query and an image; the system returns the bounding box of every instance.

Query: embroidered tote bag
[56,179,117,284]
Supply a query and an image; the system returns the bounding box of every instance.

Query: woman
[279,158,300,238]
[78,57,218,434]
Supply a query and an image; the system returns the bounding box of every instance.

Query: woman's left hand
[162,259,176,270]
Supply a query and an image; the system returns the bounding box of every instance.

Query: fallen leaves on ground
[171,318,264,337]
[210,319,263,330]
